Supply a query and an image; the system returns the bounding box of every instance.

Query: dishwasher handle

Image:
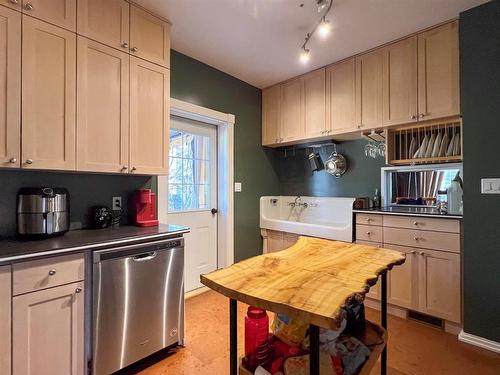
[132,251,157,262]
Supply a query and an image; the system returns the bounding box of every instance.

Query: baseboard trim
[458,330,500,354]
[185,286,210,300]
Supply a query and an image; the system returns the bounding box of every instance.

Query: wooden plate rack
[386,119,462,165]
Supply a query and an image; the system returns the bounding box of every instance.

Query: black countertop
[353,206,463,219]
[0,224,190,264]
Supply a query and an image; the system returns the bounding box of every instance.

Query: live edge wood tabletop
[201,237,405,375]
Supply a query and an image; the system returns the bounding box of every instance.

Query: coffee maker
[130,189,159,227]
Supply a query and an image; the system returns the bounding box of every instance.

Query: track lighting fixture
[299,0,333,63]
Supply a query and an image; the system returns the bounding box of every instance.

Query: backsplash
[0,169,153,238]
[273,139,386,198]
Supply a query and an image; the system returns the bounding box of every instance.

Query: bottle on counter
[244,306,271,372]
[447,172,463,215]
[373,188,381,209]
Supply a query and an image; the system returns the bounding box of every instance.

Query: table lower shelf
[239,321,387,375]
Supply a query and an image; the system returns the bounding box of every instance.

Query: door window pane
[168,129,212,212]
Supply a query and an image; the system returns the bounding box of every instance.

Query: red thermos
[244,306,271,372]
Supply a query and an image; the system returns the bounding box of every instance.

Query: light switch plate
[112,196,122,210]
[234,182,242,192]
[481,178,500,194]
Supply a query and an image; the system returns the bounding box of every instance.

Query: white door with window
[168,116,218,292]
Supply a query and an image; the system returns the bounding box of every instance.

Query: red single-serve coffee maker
[131,189,159,227]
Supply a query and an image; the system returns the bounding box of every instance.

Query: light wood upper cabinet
[281,78,304,142]
[13,281,84,375]
[130,57,169,175]
[0,6,21,168]
[418,248,461,323]
[417,21,460,121]
[77,0,130,51]
[0,266,11,375]
[326,57,357,134]
[22,16,76,170]
[303,68,326,138]
[262,84,281,145]
[382,36,418,126]
[130,5,170,68]
[22,0,77,31]
[356,48,384,129]
[77,37,129,173]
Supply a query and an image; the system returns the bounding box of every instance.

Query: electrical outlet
[112,196,122,210]
[234,182,242,192]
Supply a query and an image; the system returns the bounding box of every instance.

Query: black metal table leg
[230,298,237,375]
[381,272,388,375]
[309,324,320,375]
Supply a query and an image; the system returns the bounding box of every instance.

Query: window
[168,130,212,212]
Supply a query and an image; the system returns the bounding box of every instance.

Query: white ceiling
[135,0,487,89]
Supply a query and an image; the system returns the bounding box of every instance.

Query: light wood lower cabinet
[22,16,76,170]
[355,240,381,300]
[77,0,130,51]
[418,248,460,322]
[0,265,11,375]
[130,56,169,175]
[262,229,299,253]
[0,6,21,168]
[13,281,84,375]
[77,37,130,173]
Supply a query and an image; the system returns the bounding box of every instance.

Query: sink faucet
[288,196,308,208]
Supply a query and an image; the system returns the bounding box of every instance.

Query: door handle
[211,208,218,215]
[132,251,157,262]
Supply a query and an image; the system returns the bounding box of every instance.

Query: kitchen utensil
[308,152,323,172]
[325,145,347,178]
[17,187,69,237]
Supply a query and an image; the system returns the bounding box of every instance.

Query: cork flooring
[134,291,500,375]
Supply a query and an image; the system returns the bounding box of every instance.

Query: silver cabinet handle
[25,159,33,164]
[327,130,331,134]
[320,130,325,135]
[9,158,17,163]
[410,250,416,254]
[410,115,417,120]
[121,42,129,49]
[10,0,19,4]
[419,251,425,256]
[413,221,419,225]
[365,217,372,222]
[131,166,137,172]
[413,236,419,241]
[24,2,33,10]
[48,269,56,276]
[419,113,425,118]
[131,47,138,53]
[121,165,128,171]
[75,287,82,293]
[366,231,372,235]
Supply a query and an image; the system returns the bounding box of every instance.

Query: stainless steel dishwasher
[92,237,184,375]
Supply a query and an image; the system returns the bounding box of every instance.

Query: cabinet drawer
[356,214,383,226]
[383,227,460,253]
[13,254,84,295]
[384,215,460,233]
[355,240,382,247]
[356,225,383,243]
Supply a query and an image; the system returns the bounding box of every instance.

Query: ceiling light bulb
[318,19,331,39]
[300,48,310,64]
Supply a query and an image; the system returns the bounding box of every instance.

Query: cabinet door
[418,249,461,322]
[0,6,21,168]
[326,58,357,134]
[281,78,304,142]
[383,244,418,309]
[417,21,460,121]
[356,49,383,129]
[283,232,299,249]
[382,36,418,126]
[355,240,381,300]
[303,68,326,138]
[13,282,84,375]
[262,84,281,146]
[22,16,76,170]
[130,5,170,67]
[130,57,169,175]
[77,0,129,51]
[77,37,129,173]
[0,266,11,375]
[22,0,76,31]
[267,230,284,253]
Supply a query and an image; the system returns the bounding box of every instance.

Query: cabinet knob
[410,250,416,254]
[24,2,33,10]
[365,217,372,222]
[410,115,417,120]
[75,287,82,293]
[10,0,19,4]
[121,42,129,49]
[48,269,56,276]
[419,113,425,118]
[327,130,331,134]
[131,166,137,172]
[366,231,372,235]
[413,221,419,226]
[121,165,128,171]
[413,236,419,241]
[419,251,425,256]
[131,47,138,53]
[25,159,33,164]
[9,157,17,163]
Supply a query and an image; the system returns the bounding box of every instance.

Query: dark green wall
[275,140,385,199]
[170,50,280,262]
[460,0,500,342]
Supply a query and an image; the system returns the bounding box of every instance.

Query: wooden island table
[201,237,405,375]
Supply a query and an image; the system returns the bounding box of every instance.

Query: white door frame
[158,98,235,268]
